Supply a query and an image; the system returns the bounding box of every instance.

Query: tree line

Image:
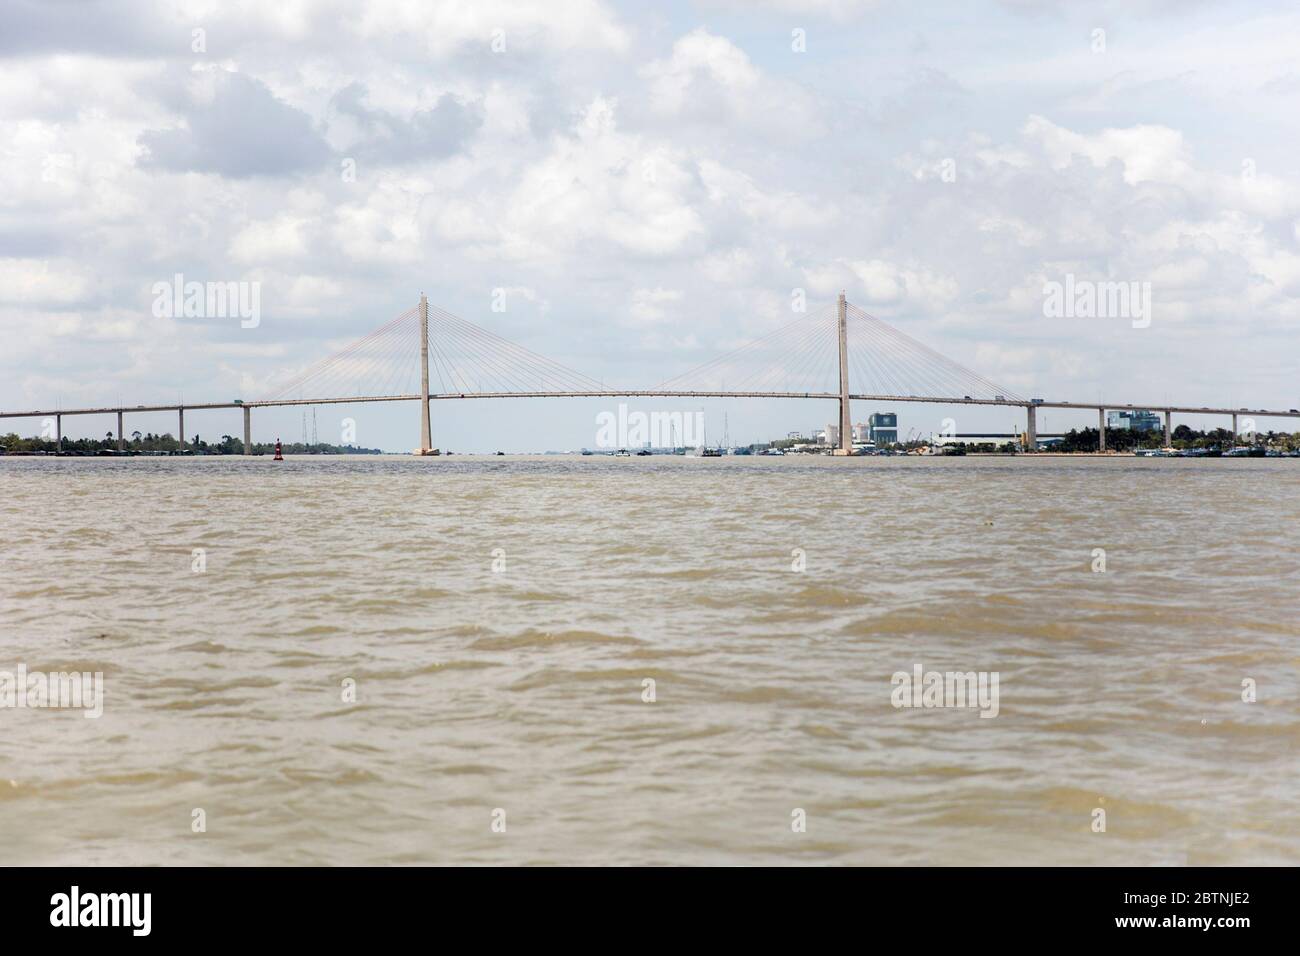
[1052,425,1300,453]
[0,431,383,455]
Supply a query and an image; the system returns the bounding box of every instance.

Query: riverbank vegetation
[0,431,383,455]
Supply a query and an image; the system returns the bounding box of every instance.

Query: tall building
[868,412,898,445]
[1107,409,1161,433]
[821,424,840,446]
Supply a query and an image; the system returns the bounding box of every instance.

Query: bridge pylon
[418,293,433,454]
[835,291,852,454]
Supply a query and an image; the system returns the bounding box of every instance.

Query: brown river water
[1,455,1297,865]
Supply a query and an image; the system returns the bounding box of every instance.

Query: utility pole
[836,291,852,454]
[419,293,432,454]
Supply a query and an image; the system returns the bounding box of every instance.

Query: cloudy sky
[3,0,1299,451]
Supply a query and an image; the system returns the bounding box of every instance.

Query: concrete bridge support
[836,292,852,455]
[418,293,433,454]
[1164,410,1171,448]
[1098,407,1106,453]
[243,406,252,455]
[1025,405,1037,450]
[117,411,124,452]
[56,413,61,455]
[1231,412,1238,447]
[178,407,185,453]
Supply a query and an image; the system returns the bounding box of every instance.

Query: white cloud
[628,287,683,324]
[700,0,880,19]
[1024,115,1197,186]
[497,97,707,259]
[0,259,90,306]
[350,0,629,55]
[642,29,761,114]
[639,29,824,137]
[230,216,313,264]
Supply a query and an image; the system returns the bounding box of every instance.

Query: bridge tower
[418,293,433,454]
[835,291,851,454]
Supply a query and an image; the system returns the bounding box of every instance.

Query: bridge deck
[1,391,1296,420]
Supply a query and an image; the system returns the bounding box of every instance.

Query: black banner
[0,867,1282,941]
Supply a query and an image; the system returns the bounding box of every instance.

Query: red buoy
[273,438,283,461]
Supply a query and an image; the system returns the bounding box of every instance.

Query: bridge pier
[1025,405,1037,450]
[835,291,852,454]
[1164,410,1171,448]
[178,407,185,454]
[243,405,252,455]
[56,413,62,455]
[117,410,124,452]
[1231,412,1238,447]
[1098,408,1106,453]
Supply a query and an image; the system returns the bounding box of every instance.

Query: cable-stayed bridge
[3,294,1296,454]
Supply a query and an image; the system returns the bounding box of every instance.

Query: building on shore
[1107,409,1161,433]
[868,412,898,445]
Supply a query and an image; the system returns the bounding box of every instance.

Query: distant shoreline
[5,450,1295,461]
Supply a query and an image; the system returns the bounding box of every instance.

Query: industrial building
[1106,409,1162,433]
[868,412,898,445]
